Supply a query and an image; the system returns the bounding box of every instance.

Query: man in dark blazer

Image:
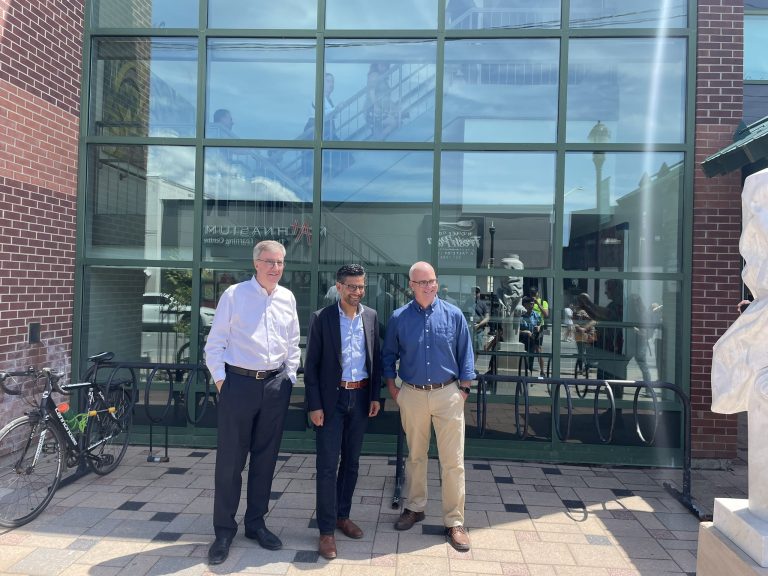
[304,264,382,560]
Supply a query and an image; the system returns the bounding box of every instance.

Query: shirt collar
[338,302,363,318]
[250,275,280,297]
[410,296,438,312]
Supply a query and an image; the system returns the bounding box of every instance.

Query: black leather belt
[225,363,282,380]
[404,377,457,391]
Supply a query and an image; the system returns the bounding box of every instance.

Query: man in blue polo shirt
[382,261,475,551]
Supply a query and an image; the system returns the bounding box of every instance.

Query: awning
[701,115,768,178]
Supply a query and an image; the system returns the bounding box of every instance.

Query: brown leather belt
[340,378,369,390]
[404,377,456,391]
[225,363,282,380]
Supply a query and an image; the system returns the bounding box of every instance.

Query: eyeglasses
[410,279,438,288]
[342,284,366,293]
[257,259,285,268]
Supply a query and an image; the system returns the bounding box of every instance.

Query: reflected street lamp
[588,120,611,217]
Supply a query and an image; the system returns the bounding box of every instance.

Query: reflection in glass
[324,40,437,142]
[86,145,195,260]
[91,0,199,28]
[744,85,768,125]
[440,152,555,269]
[446,0,560,30]
[90,38,198,138]
[563,278,679,385]
[206,39,315,140]
[326,0,436,29]
[81,266,195,365]
[203,148,313,263]
[562,152,682,273]
[570,0,687,29]
[320,150,432,266]
[745,16,768,81]
[443,39,559,143]
[566,38,687,144]
[209,0,316,29]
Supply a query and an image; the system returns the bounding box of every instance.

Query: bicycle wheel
[85,387,132,475]
[0,416,65,527]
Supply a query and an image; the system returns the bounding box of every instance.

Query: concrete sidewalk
[0,446,747,576]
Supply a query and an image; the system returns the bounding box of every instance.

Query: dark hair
[522,296,534,306]
[213,108,231,122]
[528,286,539,296]
[336,264,365,283]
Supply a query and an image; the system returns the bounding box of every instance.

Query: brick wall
[691,0,745,459]
[0,0,83,422]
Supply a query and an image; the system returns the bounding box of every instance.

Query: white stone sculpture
[710,166,768,567]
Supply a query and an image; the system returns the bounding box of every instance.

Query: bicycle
[0,351,134,528]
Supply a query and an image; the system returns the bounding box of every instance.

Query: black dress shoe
[208,537,232,565]
[245,526,283,550]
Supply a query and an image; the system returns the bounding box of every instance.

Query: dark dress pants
[315,387,369,534]
[213,369,293,539]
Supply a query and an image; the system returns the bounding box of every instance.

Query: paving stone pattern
[0,447,747,575]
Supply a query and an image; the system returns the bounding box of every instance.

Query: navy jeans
[315,388,369,534]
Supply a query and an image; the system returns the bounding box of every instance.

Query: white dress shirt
[205,276,301,384]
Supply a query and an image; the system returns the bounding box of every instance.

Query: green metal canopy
[702,115,768,178]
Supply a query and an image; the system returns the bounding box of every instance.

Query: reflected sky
[441,152,555,206]
[326,0,436,29]
[746,15,768,80]
[567,38,686,144]
[93,0,199,28]
[209,0,316,28]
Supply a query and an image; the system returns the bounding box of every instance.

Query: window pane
[443,39,559,143]
[91,0,199,28]
[567,38,686,144]
[746,16,768,81]
[563,278,680,386]
[562,152,682,273]
[569,0,687,29]
[440,152,555,269]
[744,84,768,125]
[86,145,196,260]
[209,0,316,29]
[90,38,198,138]
[447,0,560,30]
[206,39,316,141]
[320,150,433,266]
[326,0,437,29]
[203,147,313,263]
[324,40,437,142]
[81,266,195,365]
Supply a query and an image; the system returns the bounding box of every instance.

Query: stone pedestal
[697,521,768,576]
[708,498,768,568]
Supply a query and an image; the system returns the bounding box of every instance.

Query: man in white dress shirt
[204,240,301,565]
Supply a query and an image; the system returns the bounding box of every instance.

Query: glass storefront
[78,0,694,464]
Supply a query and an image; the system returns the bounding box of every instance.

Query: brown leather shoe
[446,525,471,551]
[394,508,425,531]
[336,518,363,539]
[318,534,337,559]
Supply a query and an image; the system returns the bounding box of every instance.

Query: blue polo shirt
[382,297,475,385]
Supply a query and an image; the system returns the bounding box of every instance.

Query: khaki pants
[397,382,465,527]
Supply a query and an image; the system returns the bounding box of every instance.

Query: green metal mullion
[431,1,446,268]
[679,0,699,399]
[87,28,200,37]
[73,2,96,380]
[85,136,196,146]
[309,0,327,313]
[188,0,209,368]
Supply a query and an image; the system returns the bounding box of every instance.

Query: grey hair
[253,240,286,261]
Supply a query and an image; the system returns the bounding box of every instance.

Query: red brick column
[0,0,83,421]
[691,0,744,459]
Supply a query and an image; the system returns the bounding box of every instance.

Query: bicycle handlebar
[0,367,36,395]
[39,367,68,395]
